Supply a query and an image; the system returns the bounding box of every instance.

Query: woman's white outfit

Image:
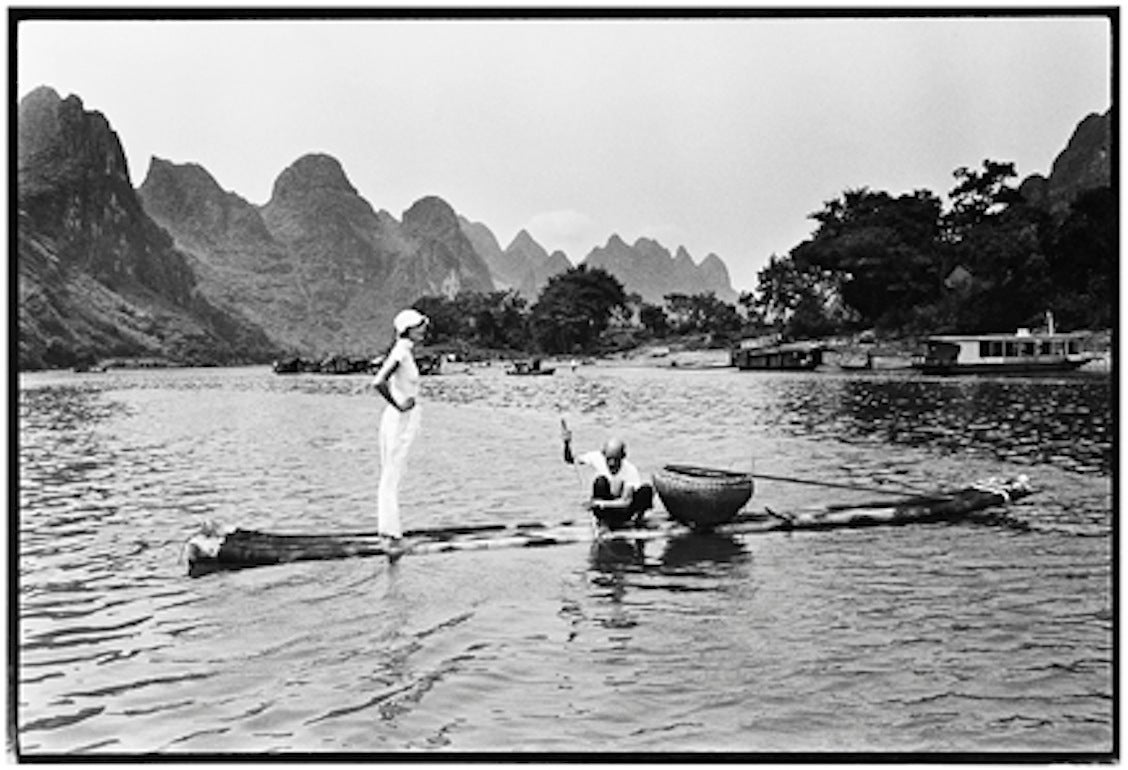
[376,337,421,538]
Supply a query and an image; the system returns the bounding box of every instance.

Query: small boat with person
[506,358,555,376]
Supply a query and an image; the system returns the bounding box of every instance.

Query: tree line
[415,265,747,356]
[417,159,1113,355]
[750,160,1114,338]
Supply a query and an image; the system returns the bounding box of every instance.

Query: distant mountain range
[460,218,572,300]
[15,84,1110,369]
[584,235,738,305]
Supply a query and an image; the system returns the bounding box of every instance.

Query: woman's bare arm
[372,356,412,411]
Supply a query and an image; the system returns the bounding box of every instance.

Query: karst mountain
[15,84,1108,369]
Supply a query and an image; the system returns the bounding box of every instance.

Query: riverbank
[30,326,1115,376]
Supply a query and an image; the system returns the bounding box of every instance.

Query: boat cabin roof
[926,331,1091,343]
[737,337,822,352]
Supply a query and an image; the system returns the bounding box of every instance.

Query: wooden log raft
[750,475,1034,531]
[184,520,659,577]
[183,475,1033,576]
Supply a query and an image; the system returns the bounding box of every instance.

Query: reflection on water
[589,538,646,573]
[588,531,749,579]
[16,366,1113,755]
[659,532,747,572]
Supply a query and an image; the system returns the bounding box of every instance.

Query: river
[15,361,1114,756]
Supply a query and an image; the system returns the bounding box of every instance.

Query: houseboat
[914,328,1094,375]
[731,335,824,371]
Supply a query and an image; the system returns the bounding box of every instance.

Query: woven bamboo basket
[653,464,754,530]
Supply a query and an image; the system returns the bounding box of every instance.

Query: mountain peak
[18,85,128,187]
[510,229,540,248]
[19,84,63,114]
[269,153,357,203]
[698,252,733,290]
[403,195,460,236]
[507,229,548,258]
[138,156,277,250]
[143,156,224,196]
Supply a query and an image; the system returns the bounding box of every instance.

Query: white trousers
[378,404,421,538]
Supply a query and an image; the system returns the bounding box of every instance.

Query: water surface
[16,364,1113,755]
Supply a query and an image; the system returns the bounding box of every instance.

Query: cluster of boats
[272,352,444,375]
[732,318,1104,376]
[270,353,569,378]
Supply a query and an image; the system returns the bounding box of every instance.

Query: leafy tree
[464,290,530,349]
[698,296,744,342]
[639,302,670,338]
[737,290,764,326]
[788,292,841,339]
[1047,186,1115,329]
[943,160,1023,241]
[662,292,743,340]
[663,293,695,334]
[751,254,836,328]
[938,161,1060,331]
[494,290,531,349]
[416,290,532,350]
[945,209,1055,331]
[414,294,464,342]
[795,187,944,327]
[529,265,626,354]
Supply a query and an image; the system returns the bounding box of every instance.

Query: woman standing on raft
[370,308,429,548]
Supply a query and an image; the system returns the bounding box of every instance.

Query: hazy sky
[16,13,1112,292]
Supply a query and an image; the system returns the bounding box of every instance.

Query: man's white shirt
[576,451,642,497]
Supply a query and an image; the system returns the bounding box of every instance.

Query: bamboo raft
[184,476,1033,576]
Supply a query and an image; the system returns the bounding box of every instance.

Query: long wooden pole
[560,417,585,490]
[753,472,939,498]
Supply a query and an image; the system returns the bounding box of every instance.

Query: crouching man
[561,424,653,530]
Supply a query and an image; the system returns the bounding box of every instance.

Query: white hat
[393,308,429,333]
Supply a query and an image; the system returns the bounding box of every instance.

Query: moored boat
[914,315,1096,375]
[416,353,444,375]
[835,352,914,371]
[507,358,555,376]
[731,335,823,371]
